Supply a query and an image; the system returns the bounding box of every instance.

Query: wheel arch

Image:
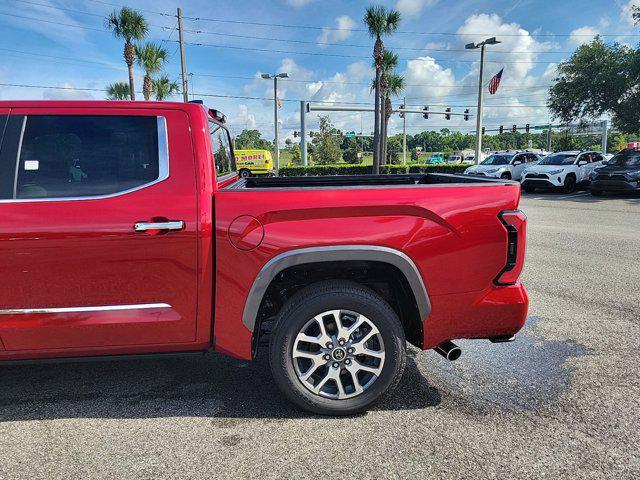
[243,246,431,348]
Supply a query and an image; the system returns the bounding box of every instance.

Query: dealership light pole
[466,37,500,164]
[262,72,289,171]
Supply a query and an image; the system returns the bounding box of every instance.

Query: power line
[179,25,575,55]
[179,40,561,64]
[0,10,176,34]
[191,73,552,91]
[181,14,640,38]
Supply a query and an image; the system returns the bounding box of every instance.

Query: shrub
[278,164,468,176]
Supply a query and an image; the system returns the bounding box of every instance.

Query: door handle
[134,221,185,232]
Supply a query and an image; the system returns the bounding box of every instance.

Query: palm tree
[363,5,401,174]
[153,75,180,101]
[106,82,130,100]
[383,73,405,163]
[135,42,169,101]
[372,51,401,163]
[106,7,148,101]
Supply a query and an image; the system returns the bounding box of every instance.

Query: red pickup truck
[0,101,528,415]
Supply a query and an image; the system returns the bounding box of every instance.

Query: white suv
[520,150,605,193]
[464,152,541,180]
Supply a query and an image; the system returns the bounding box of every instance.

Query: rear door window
[11,115,166,200]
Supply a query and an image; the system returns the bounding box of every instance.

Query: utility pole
[402,96,407,165]
[300,101,308,166]
[262,73,289,172]
[466,37,500,164]
[177,8,188,102]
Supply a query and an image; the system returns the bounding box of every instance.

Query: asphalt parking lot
[1,190,639,480]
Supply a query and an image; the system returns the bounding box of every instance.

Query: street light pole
[466,37,500,165]
[262,72,289,172]
[402,96,407,165]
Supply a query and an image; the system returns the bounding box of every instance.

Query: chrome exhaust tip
[434,340,461,361]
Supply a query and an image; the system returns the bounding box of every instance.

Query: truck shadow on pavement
[0,352,441,422]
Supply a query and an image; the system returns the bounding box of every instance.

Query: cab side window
[12,115,163,200]
[209,122,235,177]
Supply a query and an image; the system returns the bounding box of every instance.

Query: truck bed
[231,173,512,189]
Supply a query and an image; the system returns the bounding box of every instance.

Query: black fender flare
[242,245,431,332]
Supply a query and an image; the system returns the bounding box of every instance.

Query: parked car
[464,151,541,180]
[520,150,604,193]
[447,154,462,164]
[589,148,640,196]
[428,152,445,164]
[234,149,274,178]
[0,101,529,416]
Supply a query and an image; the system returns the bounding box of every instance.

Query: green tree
[548,38,639,133]
[106,82,130,100]
[135,42,169,101]
[385,136,402,164]
[343,138,363,164]
[235,129,273,150]
[364,5,401,174]
[153,75,180,101]
[312,116,342,165]
[106,7,148,101]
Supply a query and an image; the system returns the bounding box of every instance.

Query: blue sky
[0,0,638,143]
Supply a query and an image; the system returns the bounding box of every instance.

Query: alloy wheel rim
[292,309,385,400]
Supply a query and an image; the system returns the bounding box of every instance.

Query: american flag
[488,68,504,95]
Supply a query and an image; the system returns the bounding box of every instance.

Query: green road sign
[344,132,356,138]
[534,124,550,130]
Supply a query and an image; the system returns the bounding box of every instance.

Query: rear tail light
[494,210,527,286]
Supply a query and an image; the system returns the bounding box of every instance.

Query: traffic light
[423,106,429,119]
[512,124,517,133]
[481,127,486,135]
[525,124,530,133]
[445,108,451,120]
[399,104,405,119]
[293,131,299,138]
[309,131,316,138]
[499,126,504,134]
[463,109,470,121]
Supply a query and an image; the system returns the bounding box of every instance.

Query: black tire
[500,172,511,180]
[269,280,406,416]
[239,169,251,178]
[590,189,603,196]
[523,185,536,193]
[563,175,576,193]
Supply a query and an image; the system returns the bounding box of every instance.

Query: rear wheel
[239,168,251,178]
[500,172,512,180]
[269,281,406,416]
[563,175,576,193]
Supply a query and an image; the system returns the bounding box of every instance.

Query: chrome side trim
[241,245,431,332]
[0,115,170,204]
[0,303,172,315]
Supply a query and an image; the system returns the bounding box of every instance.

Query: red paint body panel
[0,100,529,364]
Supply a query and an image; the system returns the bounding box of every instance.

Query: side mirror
[513,160,522,165]
[578,160,588,166]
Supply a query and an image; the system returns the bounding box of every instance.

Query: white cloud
[317,16,356,47]
[620,0,640,25]
[395,0,438,18]
[568,26,599,47]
